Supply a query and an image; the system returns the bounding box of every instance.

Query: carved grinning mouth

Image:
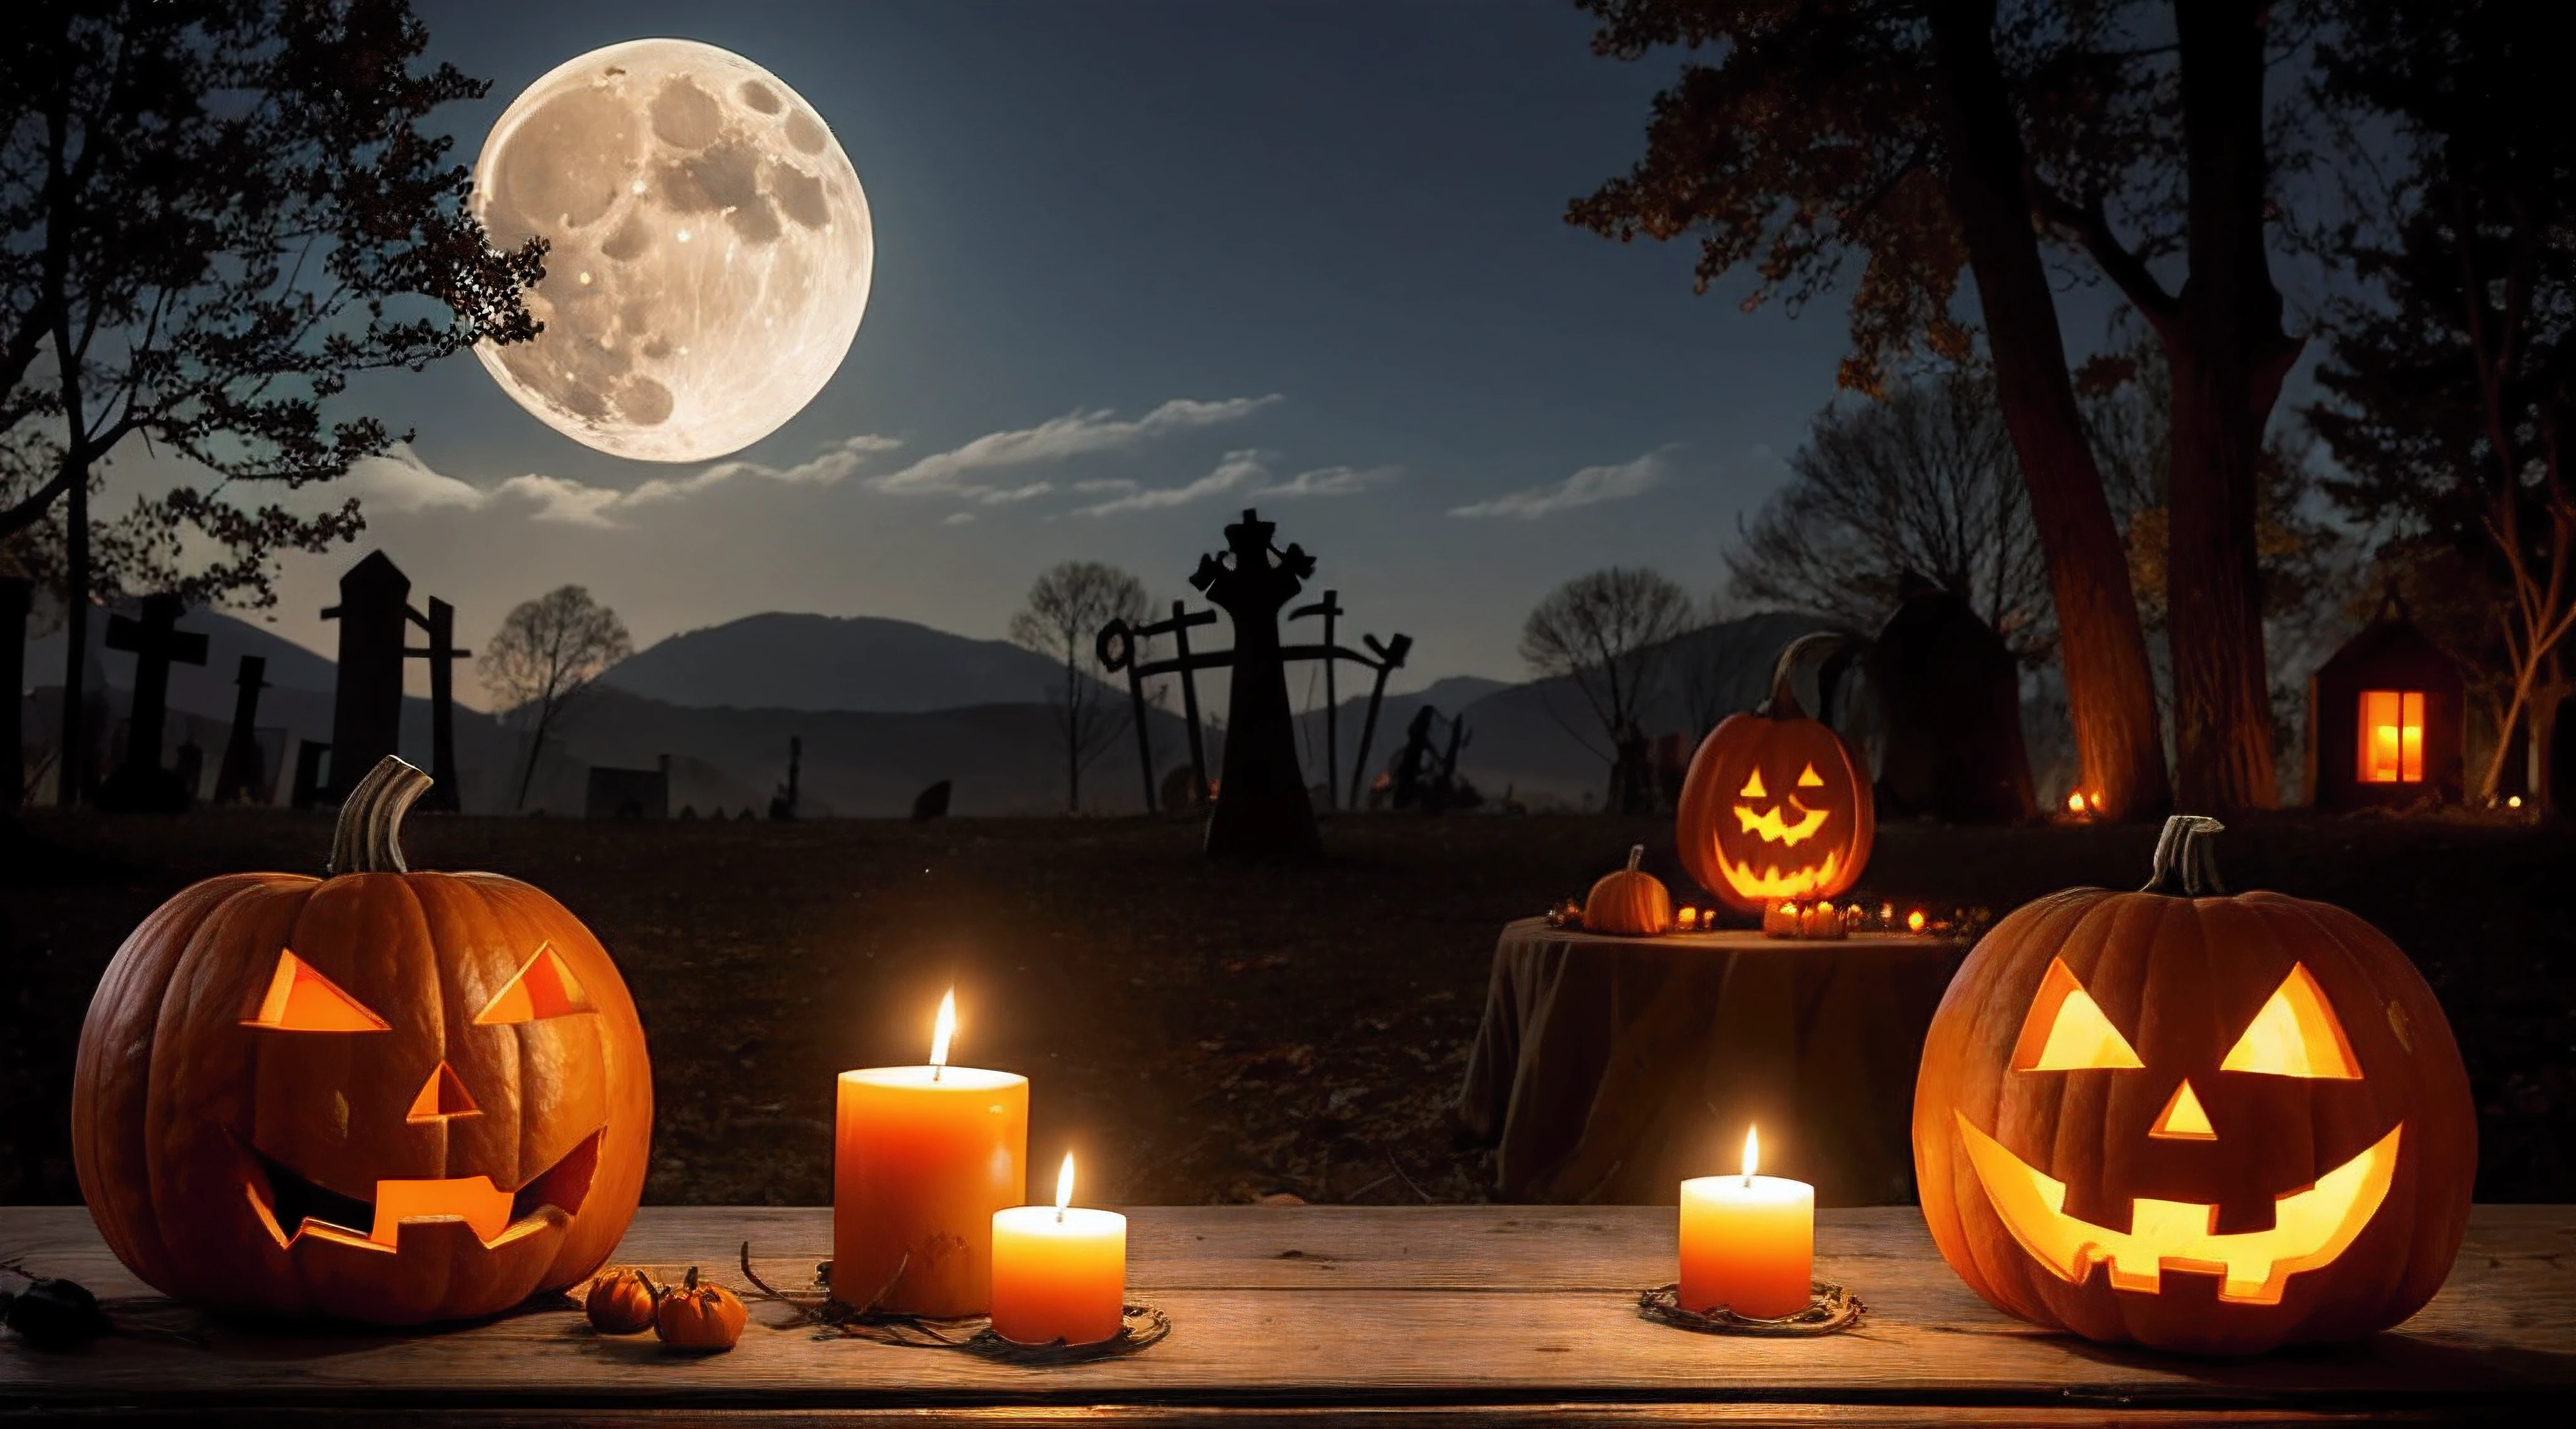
[243,1128,604,1252]
[1714,844,1843,901]
[1954,1111,2400,1306]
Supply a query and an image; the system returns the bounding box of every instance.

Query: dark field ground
[4,809,2570,1209]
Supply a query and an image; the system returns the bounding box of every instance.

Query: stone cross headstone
[2,575,28,809]
[99,593,208,809]
[1189,508,1320,859]
[407,596,470,812]
[321,551,411,803]
[214,655,270,804]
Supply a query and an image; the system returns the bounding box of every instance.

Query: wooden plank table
[4,1204,2571,1425]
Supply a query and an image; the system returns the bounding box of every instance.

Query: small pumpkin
[585,1267,660,1335]
[70,756,655,1325]
[1584,845,1672,936]
[1913,816,2475,1355]
[653,1266,747,1352]
[1676,634,1874,913]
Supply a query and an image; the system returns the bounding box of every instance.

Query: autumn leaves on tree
[1572,0,2326,814]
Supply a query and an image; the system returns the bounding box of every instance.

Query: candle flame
[1778,901,1796,916]
[1742,1126,1760,1183]
[2067,790,2085,813]
[929,989,957,1072]
[1907,909,1927,933]
[1055,1152,1076,1217]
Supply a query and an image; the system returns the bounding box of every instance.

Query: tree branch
[2029,176,2179,320]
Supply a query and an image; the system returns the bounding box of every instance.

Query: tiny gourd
[1584,845,1673,937]
[584,1267,660,1335]
[653,1265,748,1352]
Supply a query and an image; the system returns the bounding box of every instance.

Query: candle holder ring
[738,1243,1170,1362]
[826,1302,1172,1363]
[1636,1281,1865,1337]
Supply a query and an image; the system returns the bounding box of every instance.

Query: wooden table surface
[4,1204,2571,1426]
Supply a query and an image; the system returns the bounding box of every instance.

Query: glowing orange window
[2356,690,2424,784]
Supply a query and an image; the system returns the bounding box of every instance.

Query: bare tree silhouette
[1010,560,1148,812]
[1520,567,1690,811]
[480,586,632,811]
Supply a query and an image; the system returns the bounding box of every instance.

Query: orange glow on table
[1678,1128,1813,1318]
[833,992,1028,1316]
[990,1154,1127,1346]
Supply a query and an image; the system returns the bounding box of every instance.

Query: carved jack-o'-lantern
[1913,817,2474,1355]
[1675,637,1873,913]
[72,758,653,1325]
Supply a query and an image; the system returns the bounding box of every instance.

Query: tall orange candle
[990,1153,1127,1346]
[1678,1128,1813,1318]
[834,991,1028,1316]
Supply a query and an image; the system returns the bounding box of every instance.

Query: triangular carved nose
[2150,1078,2217,1140]
[407,1060,480,1122]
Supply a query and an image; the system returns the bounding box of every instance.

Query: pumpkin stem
[684,1266,701,1292]
[1763,631,1862,721]
[2141,815,2228,896]
[328,756,431,876]
[1625,843,1645,874]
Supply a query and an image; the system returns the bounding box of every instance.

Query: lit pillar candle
[991,1152,1128,1346]
[834,991,1029,1316]
[1678,1128,1813,1318]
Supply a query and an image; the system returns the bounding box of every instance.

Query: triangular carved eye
[1738,768,1767,799]
[1796,763,1825,787]
[243,951,389,1032]
[474,942,596,1025]
[2221,964,2361,1079]
[2011,957,2143,1071]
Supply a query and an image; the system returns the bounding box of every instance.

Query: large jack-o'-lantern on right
[1913,816,2475,1355]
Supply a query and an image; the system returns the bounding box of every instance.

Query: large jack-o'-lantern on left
[72,758,653,1325]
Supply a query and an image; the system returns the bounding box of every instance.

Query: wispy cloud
[1263,464,1399,500]
[870,396,1282,501]
[1069,455,1397,518]
[1447,447,1675,520]
[1071,450,1267,517]
[341,435,906,529]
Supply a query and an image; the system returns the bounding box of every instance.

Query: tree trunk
[1926,0,2170,820]
[57,455,88,808]
[2162,0,2294,811]
[514,702,553,811]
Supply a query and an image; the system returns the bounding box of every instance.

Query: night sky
[236,0,1868,704]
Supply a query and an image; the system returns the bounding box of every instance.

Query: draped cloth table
[1458,919,1966,1205]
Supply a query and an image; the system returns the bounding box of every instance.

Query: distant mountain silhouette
[599,613,1076,713]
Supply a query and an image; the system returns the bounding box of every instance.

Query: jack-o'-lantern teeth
[1714,845,1843,901]
[1732,796,1831,847]
[242,1128,604,1253]
[1953,1111,2399,1306]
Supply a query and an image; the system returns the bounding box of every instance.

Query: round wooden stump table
[1457,918,1965,1206]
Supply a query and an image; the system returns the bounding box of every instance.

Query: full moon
[469,39,873,462]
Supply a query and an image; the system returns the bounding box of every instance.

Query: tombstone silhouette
[214,655,270,804]
[99,593,208,811]
[1190,509,1320,859]
[321,552,412,804]
[910,779,952,822]
[2,575,28,808]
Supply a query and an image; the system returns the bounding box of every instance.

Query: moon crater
[472,39,873,462]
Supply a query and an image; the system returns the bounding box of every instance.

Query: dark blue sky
[277,0,1870,699]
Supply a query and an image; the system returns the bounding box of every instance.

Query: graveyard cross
[406,598,470,812]
[1288,589,1345,809]
[1190,508,1321,859]
[213,655,271,804]
[2,575,28,807]
[102,593,209,803]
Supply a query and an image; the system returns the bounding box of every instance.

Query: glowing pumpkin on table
[71,757,653,1325]
[1675,636,1873,913]
[1913,816,2473,1355]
